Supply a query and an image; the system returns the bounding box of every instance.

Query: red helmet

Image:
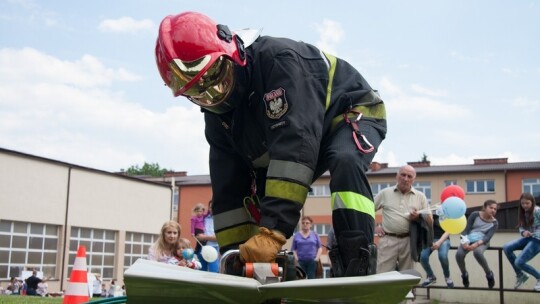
[155,12,247,113]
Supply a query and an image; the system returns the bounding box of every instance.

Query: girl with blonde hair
[148,220,182,263]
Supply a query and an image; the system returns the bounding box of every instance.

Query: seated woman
[503,192,540,291]
[148,220,182,263]
[455,200,498,289]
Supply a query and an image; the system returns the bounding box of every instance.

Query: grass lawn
[0,295,63,303]
[0,295,117,303]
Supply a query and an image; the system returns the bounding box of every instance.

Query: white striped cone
[63,245,90,304]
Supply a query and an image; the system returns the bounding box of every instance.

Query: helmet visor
[169,55,235,110]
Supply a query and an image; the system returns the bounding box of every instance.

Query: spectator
[92,273,102,298]
[100,283,107,298]
[191,203,208,238]
[25,270,43,296]
[148,220,182,263]
[326,227,338,277]
[6,277,21,295]
[291,216,322,279]
[503,192,540,291]
[374,165,432,273]
[420,213,454,288]
[195,200,220,272]
[107,279,116,298]
[37,280,48,297]
[171,238,202,270]
[456,199,498,289]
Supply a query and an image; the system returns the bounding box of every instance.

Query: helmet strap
[235,36,246,61]
[217,24,233,42]
[217,24,246,62]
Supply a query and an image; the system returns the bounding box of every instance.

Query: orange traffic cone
[63,245,89,304]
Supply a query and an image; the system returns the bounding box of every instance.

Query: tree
[121,162,171,177]
[420,153,429,162]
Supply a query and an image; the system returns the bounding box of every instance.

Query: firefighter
[155,11,387,277]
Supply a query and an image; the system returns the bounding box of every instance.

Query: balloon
[441,196,467,219]
[182,248,194,260]
[440,185,465,202]
[201,245,218,262]
[440,216,466,234]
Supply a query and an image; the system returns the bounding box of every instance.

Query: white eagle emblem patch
[263,87,289,119]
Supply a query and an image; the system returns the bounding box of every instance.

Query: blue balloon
[441,196,467,219]
[182,248,194,260]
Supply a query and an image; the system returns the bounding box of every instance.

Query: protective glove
[239,227,286,263]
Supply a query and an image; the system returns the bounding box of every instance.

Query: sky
[1,0,539,175]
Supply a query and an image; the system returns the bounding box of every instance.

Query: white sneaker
[421,276,436,287]
[445,277,454,288]
[535,279,540,292]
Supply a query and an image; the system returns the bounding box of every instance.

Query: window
[312,224,332,236]
[370,182,393,197]
[308,185,330,197]
[69,227,116,280]
[444,180,457,187]
[466,180,495,193]
[172,188,179,221]
[523,178,540,197]
[124,232,158,271]
[0,220,59,280]
[413,182,432,204]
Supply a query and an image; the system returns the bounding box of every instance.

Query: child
[191,203,208,238]
[170,238,202,270]
[503,192,540,290]
[455,199,498,289]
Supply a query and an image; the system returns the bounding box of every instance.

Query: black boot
[329,230,376,277]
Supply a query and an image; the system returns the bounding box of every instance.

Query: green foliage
[420,153,429,162]
[121,162,171,177]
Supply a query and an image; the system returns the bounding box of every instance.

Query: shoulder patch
[263,87,288,119]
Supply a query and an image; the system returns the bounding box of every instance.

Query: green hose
[85,296,128,303]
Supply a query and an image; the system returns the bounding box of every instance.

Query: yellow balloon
[440,216,466,234]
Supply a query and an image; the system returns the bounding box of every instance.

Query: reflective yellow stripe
[216,223,259,248]
[266,179,308,205]
[323,52,337,111]
[331,102,386,131]
[332,191,375,219]
[267,160,313,186]
[214,207,255,231]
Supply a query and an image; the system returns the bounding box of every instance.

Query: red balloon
[440,185,465,202]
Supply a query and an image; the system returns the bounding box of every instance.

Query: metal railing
[416,246,537,304]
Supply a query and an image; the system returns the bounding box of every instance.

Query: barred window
[522,178,540,197]
[123,232,158,271]
[370,182,393,197]
[466,180,495,194]
[0,220,59,280]
[413,182,432,204]
[308,185,331,197]
[69,227,116,280]
[312,223,332,236]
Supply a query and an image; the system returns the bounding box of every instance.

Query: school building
[2,146,540,302]
[0,147,173,294]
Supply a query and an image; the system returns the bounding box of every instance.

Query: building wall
[1,153,69,224]
[506,170,539,200]
[177,185,213,247]
[0,150,172,294]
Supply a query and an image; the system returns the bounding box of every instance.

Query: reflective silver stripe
[252,152,270,168]
[319,48,330,70]
[214,207,255,231]
[267,160,313,186]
